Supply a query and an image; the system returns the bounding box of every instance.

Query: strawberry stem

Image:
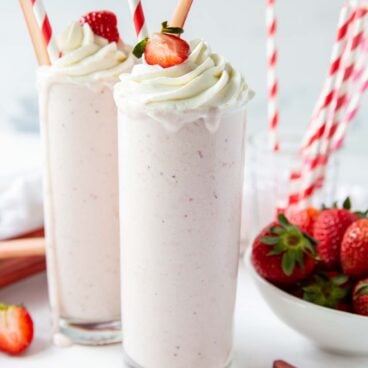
[161,21,184,35]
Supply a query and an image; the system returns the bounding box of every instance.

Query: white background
[3,0,368,142]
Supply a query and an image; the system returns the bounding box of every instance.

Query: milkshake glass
[37,21,135,345]
[115,39,253,367]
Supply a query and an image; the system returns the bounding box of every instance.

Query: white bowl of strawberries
[247,199,368,355]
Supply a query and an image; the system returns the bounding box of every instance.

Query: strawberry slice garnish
[132,21,190,68]
[0,303,34,355]
[144,33,190,68]
[80,10,120,43]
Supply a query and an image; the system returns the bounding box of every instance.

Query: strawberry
[80,10,119,43]
[313,198,358,269]
[288,207,320,236]
[301,272,351,309]
[144,33,189,68]
[133,21,190,68]
[0,303,33,355]
[341,219,368,278]
[273,360,296,368]
[352,278,368,315]
[251,214,317,286]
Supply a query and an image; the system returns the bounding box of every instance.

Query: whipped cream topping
[52,21,135,81]
[114,39,254,113]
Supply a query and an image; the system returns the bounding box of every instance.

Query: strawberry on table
[352,278,368,316]
[133,21,190,68]
[251,214,317,286]
[288,207,320,236]
[341,219,368,278]
[273,360,297,368]
[80,10,120,43]
[0,303,33,355]
[301,272,351,310]
[313,198,358,269]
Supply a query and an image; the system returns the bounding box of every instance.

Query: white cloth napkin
[0,171,43,240]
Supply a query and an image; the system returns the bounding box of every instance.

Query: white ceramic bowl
[245,249,368,355]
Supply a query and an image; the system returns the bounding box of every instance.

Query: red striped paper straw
[266,0,280,151]
[128,0,148,40]
[30,0,60,63]
[332,28,368,150]
[297,5,366,207]
[332,65,368,150]
[287,4,353,207]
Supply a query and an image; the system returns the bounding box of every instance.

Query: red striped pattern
[133,2,145,37]
[30,0,60,62]
[266,0,280,151]
[288,5,368,209]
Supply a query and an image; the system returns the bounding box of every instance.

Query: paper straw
[19,0,50,65]
[128,0,149,40]
[266,0,280,151]
[31,0,60,63]
[287,4,353,207]
[170,0,194,28]
[297,5,366,208]
[332,22,368,150]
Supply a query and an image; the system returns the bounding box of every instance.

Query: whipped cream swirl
[52,21,135,81]
[114,39,253,115]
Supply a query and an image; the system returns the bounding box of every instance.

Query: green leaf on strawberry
[260,214,318,277]
[302,272,350,309]
[132,37,149,58]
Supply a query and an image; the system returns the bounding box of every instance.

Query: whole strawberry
[288,207,320,236]
[251,214,317,286]
[341,219,368,278]
[0,303,34,355]
[313,198,358,269]
[301,272,351,310]
[80,10,120,43]
[352,279,368,315]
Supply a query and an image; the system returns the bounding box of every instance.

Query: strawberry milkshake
[114,25,253,367]
[37,11,135,345]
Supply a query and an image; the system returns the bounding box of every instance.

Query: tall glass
[117,106,246,367]
[241,130,339,255]
[37,69,121,345]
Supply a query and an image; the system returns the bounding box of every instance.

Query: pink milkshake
[37,13,135,345]
[115,34,253,367]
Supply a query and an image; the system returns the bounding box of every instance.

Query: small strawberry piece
[301,272,351,309]
[0,304,33,355]
[80,11,119,43]
[352,278,368,315]
[273,360,297,368]
[144,33,190,68]
[288,207,320,236]
[341,219,368,278]
[313,208,358,269]
[251,214,317,286]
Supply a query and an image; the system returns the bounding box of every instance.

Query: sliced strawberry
[0,304,34,355]
[144,33,190,68]
[80,10,120,43]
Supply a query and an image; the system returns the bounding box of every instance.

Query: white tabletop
[0,263,367,368]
